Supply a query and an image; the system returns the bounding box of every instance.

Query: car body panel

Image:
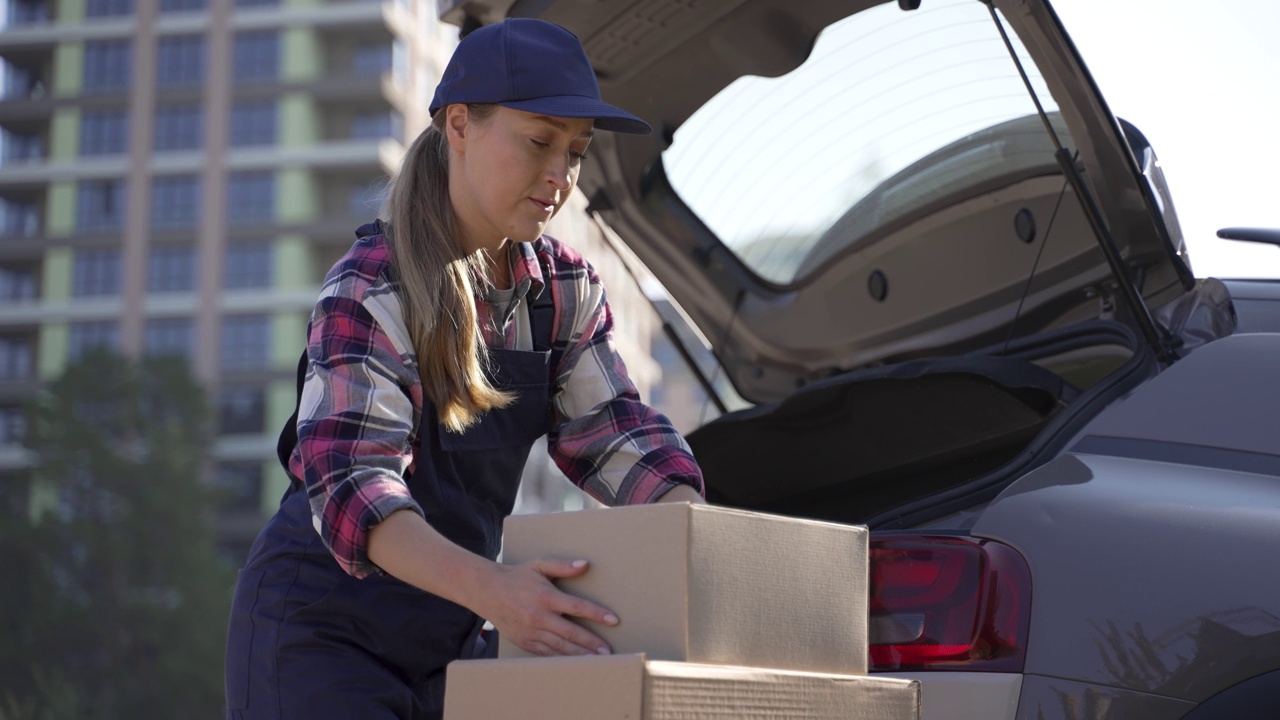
[974,451,1280,701]
[1222,279,1280,333]
[1015,674,1195,720]
[877,671,1022,720]
[1074,332,1280,460]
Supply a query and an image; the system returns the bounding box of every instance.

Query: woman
[223,18,705,720]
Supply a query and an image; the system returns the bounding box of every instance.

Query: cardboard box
[445,655,919,720]
[499,503,868,675]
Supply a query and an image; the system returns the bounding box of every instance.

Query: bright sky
[1051,0,1280,279]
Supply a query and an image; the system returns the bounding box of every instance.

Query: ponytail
[385,105,513,433]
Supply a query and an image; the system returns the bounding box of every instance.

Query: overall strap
[276,251,560,481]
[528,249,556,353]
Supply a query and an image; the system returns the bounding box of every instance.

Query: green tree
[0,350,233,719]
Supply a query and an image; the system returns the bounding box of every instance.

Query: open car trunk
[688,322,1147,526]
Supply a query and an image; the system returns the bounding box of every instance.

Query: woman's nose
[546,157,572,191]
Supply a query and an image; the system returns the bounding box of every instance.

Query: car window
[663,0,1068,286]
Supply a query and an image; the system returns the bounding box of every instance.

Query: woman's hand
[473,558,619,657]
[367,511,617,657]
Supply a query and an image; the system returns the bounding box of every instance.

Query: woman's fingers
[527,620,608,657]
[529,558,620,629]
[491,558,619,657]
[548,587,619,629]
[543,613,611,655]
[531,557,590,579]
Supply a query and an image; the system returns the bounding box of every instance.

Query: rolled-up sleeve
[546,266,704,505]
[293,287,423,578]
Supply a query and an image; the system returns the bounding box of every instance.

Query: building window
[147,244,197,292]
[233,31,279,84]
[352,42,391,77]
[10,0,52,24]
[0,336,34,381]
[221,315,270,370]
[224,242,273,289]
[230,100,276,147]
[350,110,402,141]
[0,264,38,301]
[160,0,204,12]
[72,248,121,297]
[85,0,132,17]
[226,171,273,226]
[67,320,119,361]
[155,103,202,151]
[215,461,263,513]
[83,40,131,95]
[2,62,43,100]
[218,385,265,434]
[151,174,200,229]
[347,182,383,219]
[0,406,25,445]
[76,179,126,232]
[145,317,193,359]
[157,35,204,88]
[1,130,43,162]
[0,199,40,238]
[80,108,128,156]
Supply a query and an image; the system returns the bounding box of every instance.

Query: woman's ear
[444,104,469,153]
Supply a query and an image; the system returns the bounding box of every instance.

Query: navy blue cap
[430,18,652,135]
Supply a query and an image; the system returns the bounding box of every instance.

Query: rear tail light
[869,534,1031,672]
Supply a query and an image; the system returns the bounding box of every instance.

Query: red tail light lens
[869,535,1031,672]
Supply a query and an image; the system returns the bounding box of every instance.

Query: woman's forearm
[366,509,496,609]
[655,482,706,504]
[365,507,619,656]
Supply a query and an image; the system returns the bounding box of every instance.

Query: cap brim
[499,96,652,135]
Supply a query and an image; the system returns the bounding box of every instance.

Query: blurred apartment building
[0,0,679,560]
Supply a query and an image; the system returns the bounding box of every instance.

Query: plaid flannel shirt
[289,226,704,577]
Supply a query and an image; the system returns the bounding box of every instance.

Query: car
[442,0,1280,717]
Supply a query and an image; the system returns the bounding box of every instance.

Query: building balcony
[0,14,134,50]
[0,154,129,186]
[231,0,390,31]
[226,136,397,172]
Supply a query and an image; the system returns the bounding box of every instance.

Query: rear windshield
[663,0,1067,286]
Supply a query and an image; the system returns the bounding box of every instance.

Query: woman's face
[446,105,594,251]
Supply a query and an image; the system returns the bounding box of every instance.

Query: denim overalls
[224,272,557,720]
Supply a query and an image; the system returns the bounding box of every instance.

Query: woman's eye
[530,138,551,149]
[570,151,589,162]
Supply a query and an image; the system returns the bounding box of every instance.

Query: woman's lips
[529,198,555,212]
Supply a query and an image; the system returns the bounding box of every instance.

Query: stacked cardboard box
[445,503,919,719]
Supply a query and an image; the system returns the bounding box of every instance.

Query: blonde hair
[385,104,513,433]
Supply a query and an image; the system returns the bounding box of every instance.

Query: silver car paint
[976,452,1280,702]
[970,334,1280,706]
[1016,675,1195,720]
